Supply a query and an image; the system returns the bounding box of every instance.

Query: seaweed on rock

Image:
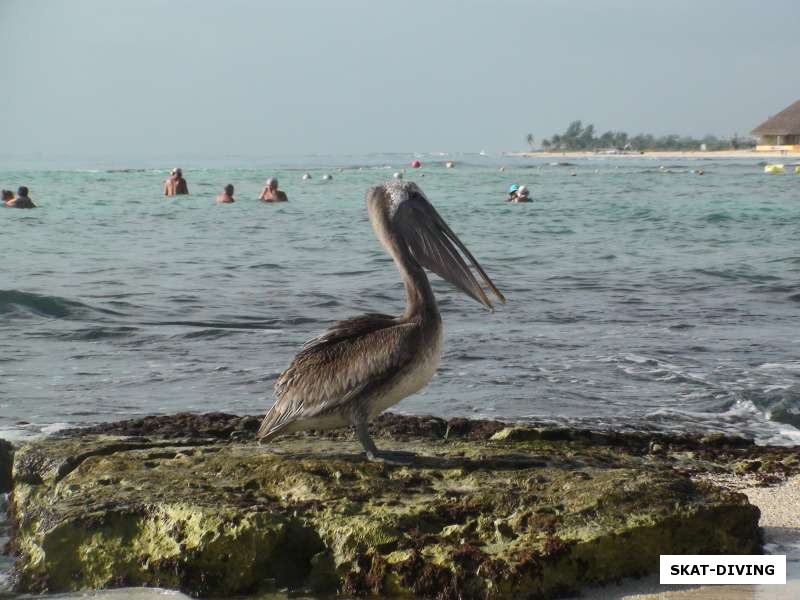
[4,414,784,599]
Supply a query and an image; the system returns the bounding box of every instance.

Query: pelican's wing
[258,313,418,439]
[389,183,505,310]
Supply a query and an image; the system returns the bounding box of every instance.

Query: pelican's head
[366,181,505,310]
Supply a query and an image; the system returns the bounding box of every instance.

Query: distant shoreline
[507,150,800,160]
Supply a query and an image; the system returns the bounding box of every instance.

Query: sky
[2,0,799,160]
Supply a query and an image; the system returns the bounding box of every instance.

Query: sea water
[2,153,800,599]
[1,154,799,445]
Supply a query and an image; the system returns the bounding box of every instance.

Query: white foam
[764,384,792,393]
[0,427,38,443]
[759,361,800,371]
[41,422,72,435]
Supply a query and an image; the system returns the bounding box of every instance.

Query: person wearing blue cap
[506,184,520,202]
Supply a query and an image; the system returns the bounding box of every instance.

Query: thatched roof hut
[752,99,800,149]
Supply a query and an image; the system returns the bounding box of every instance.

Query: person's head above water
[224,184,234,195]
[507,184,519,195]
[1,190,13,201]
[17,186,29,198]
[517,185,529,197]
[266,178,278,190]
[175,168,183,177]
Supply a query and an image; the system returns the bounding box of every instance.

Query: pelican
[258,181,505,461]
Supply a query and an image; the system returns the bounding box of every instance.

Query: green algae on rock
[5,414,771,599]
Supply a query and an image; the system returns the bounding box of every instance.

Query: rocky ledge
[2,413,799,599]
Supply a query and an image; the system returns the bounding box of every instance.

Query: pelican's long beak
[393,188,505,310]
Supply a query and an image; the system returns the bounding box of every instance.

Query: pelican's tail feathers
[257,402,299,442]
[257,424,286,444]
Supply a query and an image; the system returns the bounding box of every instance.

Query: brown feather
[258,314,420,439]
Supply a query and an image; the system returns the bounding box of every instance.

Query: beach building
[751,98,800,152]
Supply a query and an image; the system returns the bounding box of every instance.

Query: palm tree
[526,133,535,149]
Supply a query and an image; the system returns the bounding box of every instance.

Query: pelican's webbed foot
[355,421,416,465]
[365,449,417,465]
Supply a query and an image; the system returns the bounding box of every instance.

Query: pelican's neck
[369,193,440,322]
[377,224,438,321]
[395,246,438,321]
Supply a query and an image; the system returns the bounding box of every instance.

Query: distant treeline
[528,121,755,152]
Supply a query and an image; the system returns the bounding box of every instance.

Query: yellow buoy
[764,164,785,174]
[795,165,800,174]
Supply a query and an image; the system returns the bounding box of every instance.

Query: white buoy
[322,174,332,180]
[302,173,312,180]
[393,171,403,179]
[499,166,506,172]
[445,161,454,169]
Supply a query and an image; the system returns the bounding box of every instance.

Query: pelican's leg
[354,419,416,465]
[354,419,380,459]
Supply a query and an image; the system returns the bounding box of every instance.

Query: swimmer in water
[506,184,519,202]
[216,184,236,204]
[259,178,288,202]
[164,168,189,196]
[515,185,532,203]
[5,186,36,208]
[1,190,14,206]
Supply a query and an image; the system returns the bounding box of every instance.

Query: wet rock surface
[0,439,13,493]
[4,413,798,599]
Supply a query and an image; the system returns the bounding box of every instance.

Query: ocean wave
[703,212,733,223]
[247,262,285,270]
[607,353,719,386]
[607,353,800,433]
[143,319,284,330]
[47,326,140,341]
[691,268,782,283]
[646,399,800,445]
[310,299,341,309]
[757,361,800,372]
[179,328,241,340]
[765,256,800,265]
[328,270,375,276]
[0,289,126,320]
[736,384,800,432]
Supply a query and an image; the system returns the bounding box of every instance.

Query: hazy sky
[2,0,799,160]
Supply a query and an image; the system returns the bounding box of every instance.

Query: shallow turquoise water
[1,154,799,444]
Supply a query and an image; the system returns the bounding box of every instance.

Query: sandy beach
[507,150,800,160]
